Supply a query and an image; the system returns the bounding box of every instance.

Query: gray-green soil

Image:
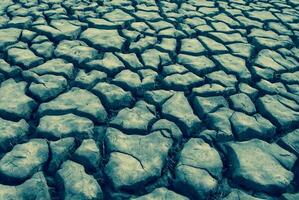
[0,0,299,199]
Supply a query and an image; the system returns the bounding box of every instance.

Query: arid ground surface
[0,0,299,199]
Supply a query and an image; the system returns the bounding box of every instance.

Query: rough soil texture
[0,0,299,199]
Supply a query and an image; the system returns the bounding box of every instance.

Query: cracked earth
[0,0,298,199]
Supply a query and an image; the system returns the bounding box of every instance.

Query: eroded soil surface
[0,0,299,199]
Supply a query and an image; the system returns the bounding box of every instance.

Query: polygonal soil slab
[110,101,156,134]
[0,139,49,183]
[174,138,223,199]
[0,79,37,120]
[37,114,94,140]
[162,92,201,136]
[38,87,107,123]
[56,160,103,200]
[223,139,296,194]
[0,118,29,152]
[80,28,125,51]
[104,128,173,190]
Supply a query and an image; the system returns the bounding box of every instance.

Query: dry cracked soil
[0,0,299,199]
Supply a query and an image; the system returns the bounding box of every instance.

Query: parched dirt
[0,0,298,199]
